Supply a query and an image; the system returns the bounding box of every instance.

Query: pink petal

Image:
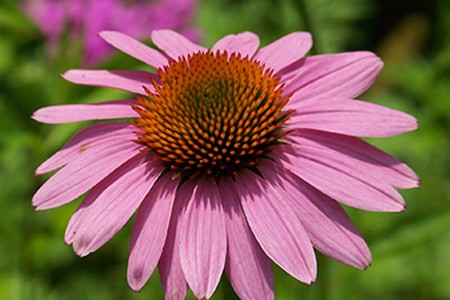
[260,163,371,269]
[65,154,162,257]
[99,31,169,69]
[283,51,383,100]
[33,139,141,210]
[277,59,306,82]
[159,182,196,300]
[235,171,317,284]
[62,70,157,95]
[277,144,406,212]
[179,178,227,299]
[36,122,135,175]
[254,32,312,73]
[219,178,274,300]
[32,100,139,124]
[127,175,179,291]
[212,32,260,58]
[293,130,419,189]
[151,29,206,60]
[288,98,418,137]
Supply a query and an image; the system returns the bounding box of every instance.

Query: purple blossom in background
[24,0,199,65]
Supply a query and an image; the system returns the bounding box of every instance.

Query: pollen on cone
[133,50,292,179]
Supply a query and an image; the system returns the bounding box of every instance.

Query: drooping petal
[235,171,317,284]
[288,98,418,137]
[292,130,419,189]
[254,32,312,73]
[33,140,141,210]
[32,100,139,124]
[179,178,227,299]
[64,154,162,257]
[36,122,135,175]
[283,51,383,100]
[219,178,274,300]
[127,175,179,291]
[159,181,195,300]
[277,144,406,212]
[212,32,260,58]
[151,29,206,60]
[62,70,157,95]
[260,163,371,269]
[99,31,169,69]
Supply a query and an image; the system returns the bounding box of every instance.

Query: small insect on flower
[32,30,419,300]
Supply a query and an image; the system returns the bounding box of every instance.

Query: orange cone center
[134,50,292,179]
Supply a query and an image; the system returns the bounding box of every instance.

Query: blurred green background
[1,0,449,299]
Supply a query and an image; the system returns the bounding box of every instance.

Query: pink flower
[23,0,199,65]
[32,30,419,299]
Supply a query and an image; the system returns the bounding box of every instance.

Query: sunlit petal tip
[151,28,173,36]
[32,203,46,211]
[61,70,91,85]
[212,32,260,57]
[391,202,406,213]
[400,203,407,212]
[416,179,421,188]
[151,29,206,59]
[31,194,47,210]
[128,269,145,292]
[61,70,74,80]
[255,31,313,72]
[72,237,91,257]
[99,31,169,69]
[98,30,117,38]
[31,110,41,122]
[363,259,373,270]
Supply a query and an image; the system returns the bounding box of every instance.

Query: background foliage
[1,0,449,299]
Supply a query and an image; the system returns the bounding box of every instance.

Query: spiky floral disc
[133,51,292,179]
